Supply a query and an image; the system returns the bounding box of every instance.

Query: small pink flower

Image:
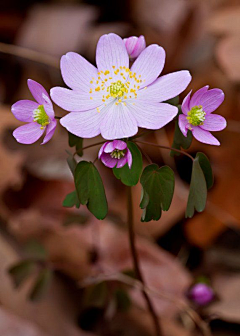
[11,79,56,145]
[98,140,132,169]
[188,283,214,306]
[123,35,146,59]
[179,86,226,146]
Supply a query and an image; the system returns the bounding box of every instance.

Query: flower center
[187,106,206,126]
[110,149,126,159]
[33,105,50,129]
[107,80,128,98]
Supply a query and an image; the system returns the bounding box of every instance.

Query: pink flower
[188,283,214,306]
[51,33,191,140]
[179,86,226,146]
[123,35,146,59]
[98,140,132,168]
[11,80,56,145]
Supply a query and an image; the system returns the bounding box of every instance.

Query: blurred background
[0,0,240,335]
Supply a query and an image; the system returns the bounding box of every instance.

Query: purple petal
[13,122,44,144]
[201,114,227,132]
[189,86,209,108]
[138,71,191,102]
[61,52,98,92]
[27,79,51,106]
[130,45,165,88]
[130,100,178,130]
[101,152,117,168]
[60,108,103,138]
[116,156,127,168]
[100,103,138,140]
[50,87,102,112]
[11,100,38,122]
[41,119,57,145]
[98,142,108,158]
[104,141,116,153]
[124,36,146,59]
[200,89,224,114]
[126,148,132,169]
[113,140,127,150]
[178,114,188,137]
[96,33,129,78]
[192,127,220,146]
[182,90,192,115]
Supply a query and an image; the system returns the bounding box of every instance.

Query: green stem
[134,140,194,161]
[127,187,162,336]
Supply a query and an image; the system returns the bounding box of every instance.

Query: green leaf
[171,119,192,157]
[113,142,143,186]
[74,161,108,220]
[68,132,83,157]
[185,156,207,218]
[66,150,77,175]
[165,96,179,106]
[29,268,53,301]
[85,282,108,308]
[8,260,36,288]
[62,190,80,209]
[24,240,48,261]
[114,289,131,312]
[140,164,175,222]
[196,152,214,189]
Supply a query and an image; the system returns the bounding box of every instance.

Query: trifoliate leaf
[29,268,53,301]
[62,190,80,209]
[197,152,214,189]
[171,119,192,157]
[113,142,143,186]
[8,260,37,288]
[140,164,175,222]
[185,156,208,218]
[68,132,83,157]
[74,161,108,220]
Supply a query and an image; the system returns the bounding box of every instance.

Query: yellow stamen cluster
[33,105,50,129]
[89,65,144,110]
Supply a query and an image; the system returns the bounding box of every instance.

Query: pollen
[110,149,125,159]
[187,106,206,126]
[33,105,50,129]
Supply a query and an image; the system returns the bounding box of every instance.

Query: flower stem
[134,140,194,161]
[127,187,162,336]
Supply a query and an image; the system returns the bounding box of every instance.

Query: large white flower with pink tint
[51,33,192,140]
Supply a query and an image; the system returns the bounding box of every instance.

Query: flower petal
[100,103,138,140]
[11,100,38,122]
[182,90,192,115]
[101,153,117,168]
[130,100,178,130]
[104,141,116,153]
[127,148,132,169]
[116,156,127,168]
[50,87,102,112]
[60,108,103,138]
[98,142,108,158]
[41,119,57,145]
[192,127,220,146]
[113,140,127,150]
[130,45,165,88]
[138,71,191,102]
[189,86,209,108]
[96,33,129,78]
[201,114,227,132]
[61,52,98,92]
[27,79,51,106]
[200,89,224,113]
[178,114,188,137]
[13,122,44,144]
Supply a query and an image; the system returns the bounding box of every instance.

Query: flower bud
[123,36,146,59]
[188,283,214,306]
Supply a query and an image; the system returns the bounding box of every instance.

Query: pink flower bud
[188,283,214,306]
[123,36,146,59]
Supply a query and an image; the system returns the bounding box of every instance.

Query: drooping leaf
[197,152,214,189]
[74,161,108,220]
[29,268,53,301]
[66,150,77,175]
[68,132,83,157]
[113,142,143,186]
[171,118,192,157]
[185,156,208,218]
[140,164,175,222]
[24,240,48,260]
[62,190,80,209]
[8,260,37,288]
